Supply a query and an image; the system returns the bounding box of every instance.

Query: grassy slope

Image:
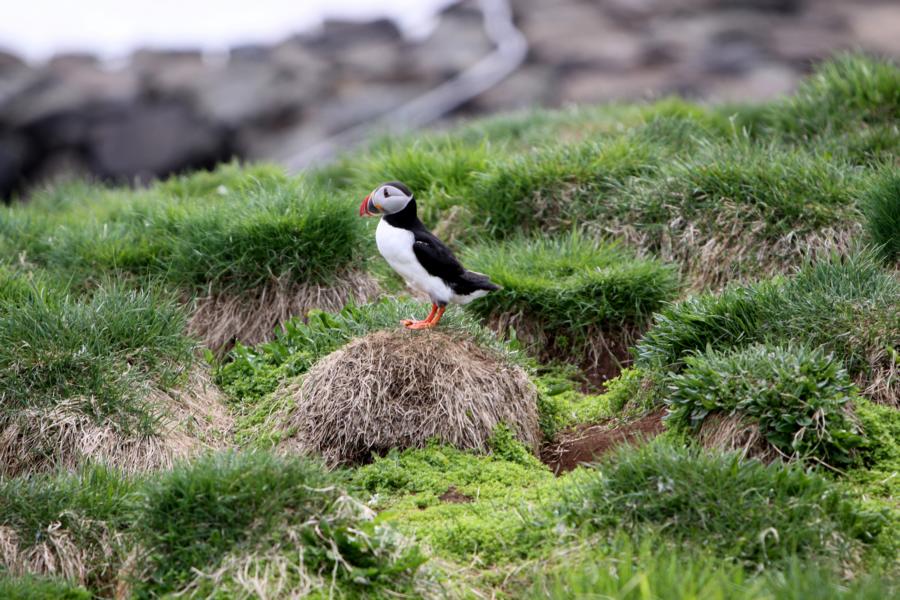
[0,54,898,597]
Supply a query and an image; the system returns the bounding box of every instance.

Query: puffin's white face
[359,182,414,217]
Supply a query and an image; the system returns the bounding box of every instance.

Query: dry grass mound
[0,369,232,477]
[189,271,381,354]
[278,330,539,467]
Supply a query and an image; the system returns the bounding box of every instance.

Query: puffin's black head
[359,181,414,217]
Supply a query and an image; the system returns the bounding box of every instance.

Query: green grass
[773,53,900,139]
[863,171,900,264]
[0,465,138,593]
[462,233,679,360]
[0,282,194,433]
[0,576,92,600]
[666,344,863,466]
[557,443,885,568]
[467,135,658,238]
[0,452,426,598]
[0,163,367,294]
[526,535,898,600]
[135,451,406,595]
[636,250,899,399]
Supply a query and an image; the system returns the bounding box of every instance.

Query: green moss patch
[353,443,559,565]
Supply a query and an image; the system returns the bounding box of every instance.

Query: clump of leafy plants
[666,344,863,465]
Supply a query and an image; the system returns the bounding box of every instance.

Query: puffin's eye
[384,188,390,197]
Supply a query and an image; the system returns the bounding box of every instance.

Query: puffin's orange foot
[406,319,437,330]
[400,319,415,326]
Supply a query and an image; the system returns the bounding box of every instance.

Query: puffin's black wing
[412,231,466,280]
[412,231,500,296]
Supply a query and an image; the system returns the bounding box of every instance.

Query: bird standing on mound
[360,181,499,329]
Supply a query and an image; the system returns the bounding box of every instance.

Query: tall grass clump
[0,283,227,476]
[134,451,425,597]
[667,344,863,465]
[862,171,900,264]
[557,443,884,568]
[469,136,656,238]
[773,53,900,139]
[0,284,193,428]
[0,163,370,298]
[527,535,898,600]
[764,54,900,165]
[463,233,678,374]
[0,465,138,593]
[636,250,900,405]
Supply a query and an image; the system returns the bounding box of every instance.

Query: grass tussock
[862,171,900,264]
[525,534,899,600]
[637,250,900,406]
[0,465,137,594]
[0,452,427,599]
[463,233,678,377]
[557,443,885,568]
[0,283,233,476]
[1,163,369,297]
[188,270,381,353]
[772,53,900,144]
[278,329,540,467]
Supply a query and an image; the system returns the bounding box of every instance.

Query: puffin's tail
[461,270,501,292]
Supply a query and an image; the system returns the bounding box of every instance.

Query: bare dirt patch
[439,486,473,504]
[541,410,665,474]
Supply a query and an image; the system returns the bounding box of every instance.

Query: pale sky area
[1,0,456,61]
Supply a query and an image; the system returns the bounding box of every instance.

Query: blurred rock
[851,4,900,56]
[0,130,32,198]
[86,100,229,181]
[0,0,898,200]
[414,3,493,77]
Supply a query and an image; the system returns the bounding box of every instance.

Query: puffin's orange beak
[359,194,371,216]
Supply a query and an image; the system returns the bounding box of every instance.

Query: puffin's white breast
[376,219,452,303]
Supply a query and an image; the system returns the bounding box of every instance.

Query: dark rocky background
[1,0,898,199]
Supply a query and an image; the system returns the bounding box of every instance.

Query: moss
[354,444,561,564]
[536,368,647,441]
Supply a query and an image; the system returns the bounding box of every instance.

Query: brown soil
[439,486,473,504]
[541,411,665,475]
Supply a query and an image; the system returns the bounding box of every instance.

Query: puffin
[359,181,499,329]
